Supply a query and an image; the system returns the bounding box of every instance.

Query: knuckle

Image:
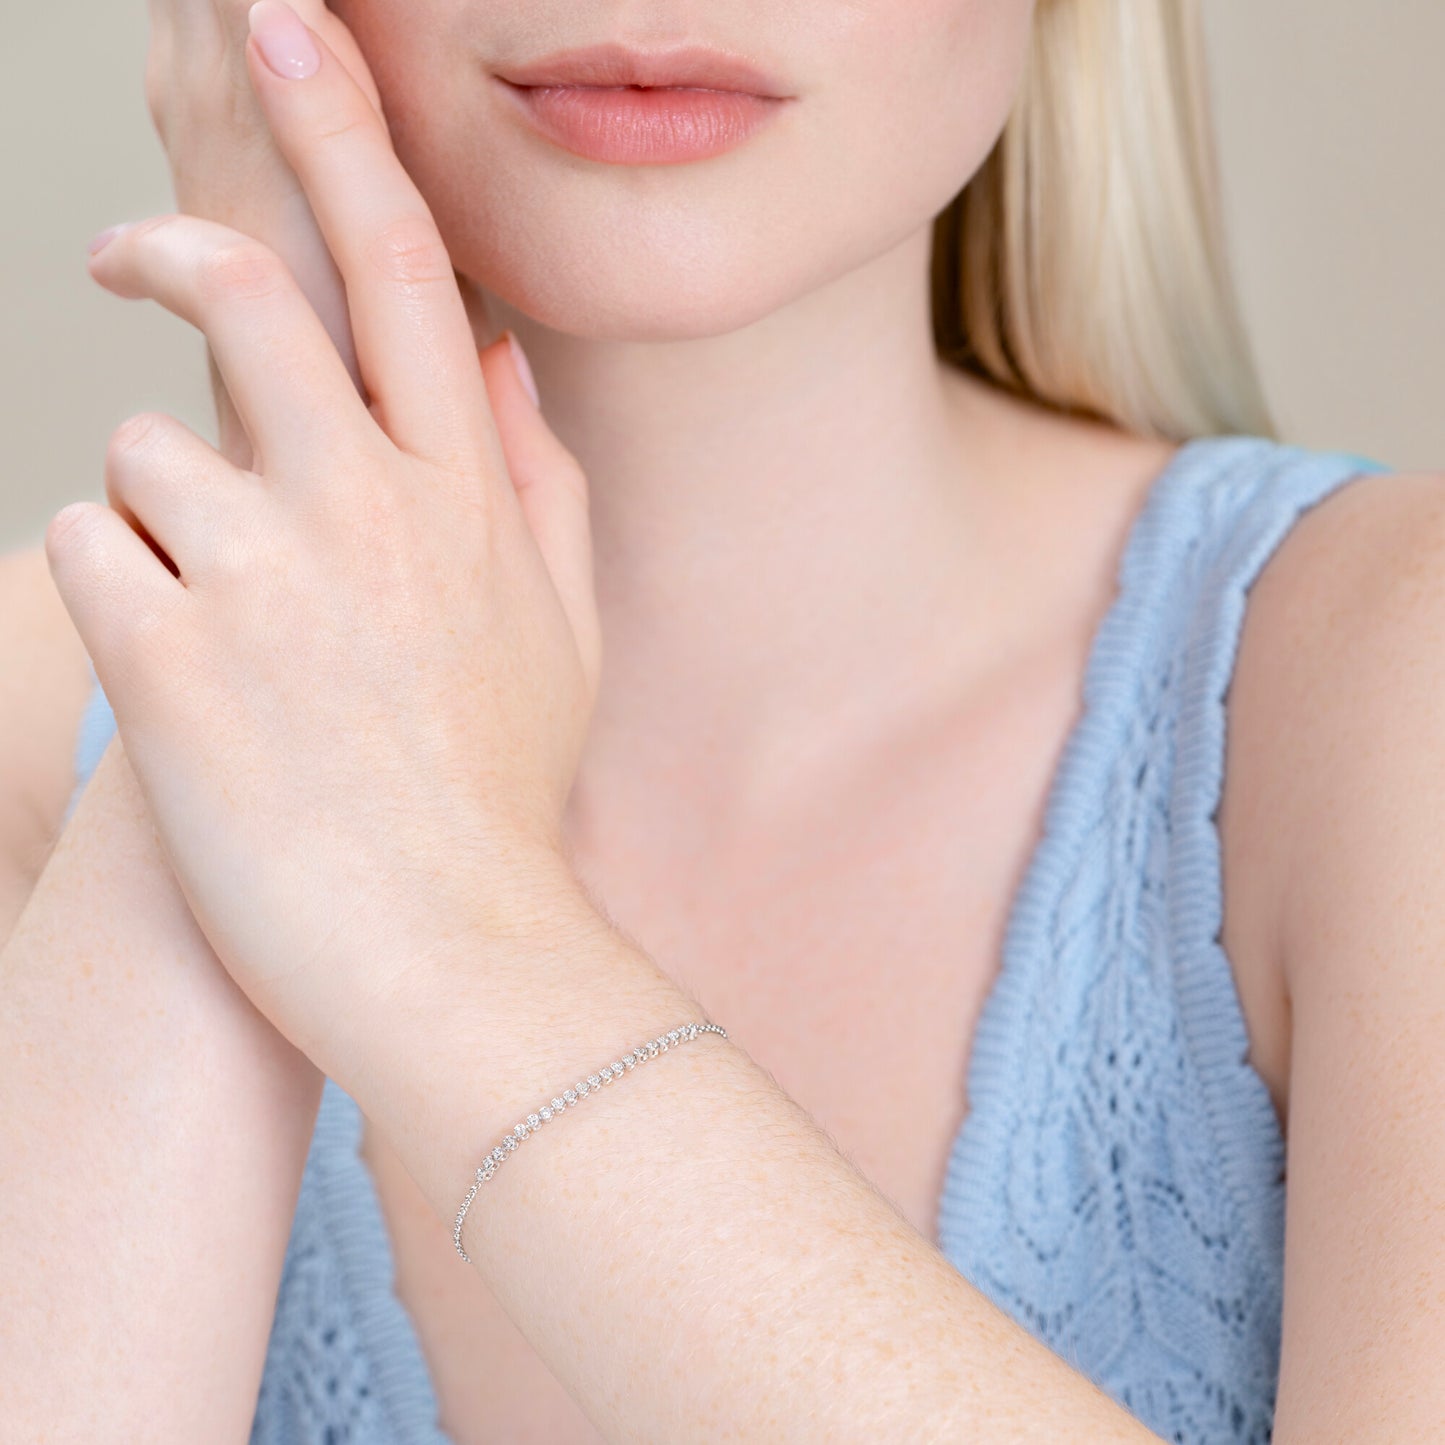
[364,215,455,290]
[45,502,100,555]
[353,478,408,538]
[130,213,182,245]
[106,412,166,467]
[196,240,291,303]
[109,213,178,256]
[204,519,256,588]
[312,107,372,151]
[125,598,177,651]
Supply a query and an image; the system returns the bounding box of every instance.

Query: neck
[465,227,1022,831]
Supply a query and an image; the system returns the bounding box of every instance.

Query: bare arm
[0,553,322,1441]
[0,546,94,942]
[0,3,389,1433]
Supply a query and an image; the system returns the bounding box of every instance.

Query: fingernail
[248,1,321,81]
[87,222,131,257]
[505,331,541,408]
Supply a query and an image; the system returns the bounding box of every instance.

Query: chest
[353,666,1287,1445]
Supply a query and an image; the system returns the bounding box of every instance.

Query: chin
[453,228,822,343]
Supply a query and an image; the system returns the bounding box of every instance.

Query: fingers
[44,500,188,688]
[103,411,257,587]
[87,213,373,475]
[243,1,498,478]
[477,336,602,698]
[208,343,256,472]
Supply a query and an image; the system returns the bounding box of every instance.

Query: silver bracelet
[452,1019,728,1262]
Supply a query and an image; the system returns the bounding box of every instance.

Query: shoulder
[1227,463,1445,938]
[1218,463,1445,1104]
[0,541,96,913]
[1219,463,1445,1436]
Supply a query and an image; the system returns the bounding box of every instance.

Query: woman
[3,0,1442,1440]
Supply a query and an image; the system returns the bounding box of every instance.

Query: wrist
[336,882,703,1211]
[328,851,652,1097]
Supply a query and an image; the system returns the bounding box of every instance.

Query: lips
[491,40,794,165]
[493,42,792,100]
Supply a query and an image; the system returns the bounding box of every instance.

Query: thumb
[478,331,601,693]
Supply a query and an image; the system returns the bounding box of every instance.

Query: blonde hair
[931,0,1276,442]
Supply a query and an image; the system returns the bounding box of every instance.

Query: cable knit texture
[66,435,1392,1444]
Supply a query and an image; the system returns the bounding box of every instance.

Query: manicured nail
[248,1,321,81]
[87,222,131,257]
[505,331,540,408]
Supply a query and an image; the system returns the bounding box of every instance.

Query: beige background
[2,6,1442,553]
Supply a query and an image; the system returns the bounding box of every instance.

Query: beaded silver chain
[452,1019,728,1262]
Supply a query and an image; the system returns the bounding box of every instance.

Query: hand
[48,1,602,1073]
[144,0,398,466]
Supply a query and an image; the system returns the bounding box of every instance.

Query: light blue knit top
[66,434,1392,1444]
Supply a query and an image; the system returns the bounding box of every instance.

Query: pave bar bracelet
[453,1019,728,1262]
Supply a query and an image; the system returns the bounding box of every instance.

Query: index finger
[244,0,500,478]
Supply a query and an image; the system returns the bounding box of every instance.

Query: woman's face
[328,1,1037,340]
